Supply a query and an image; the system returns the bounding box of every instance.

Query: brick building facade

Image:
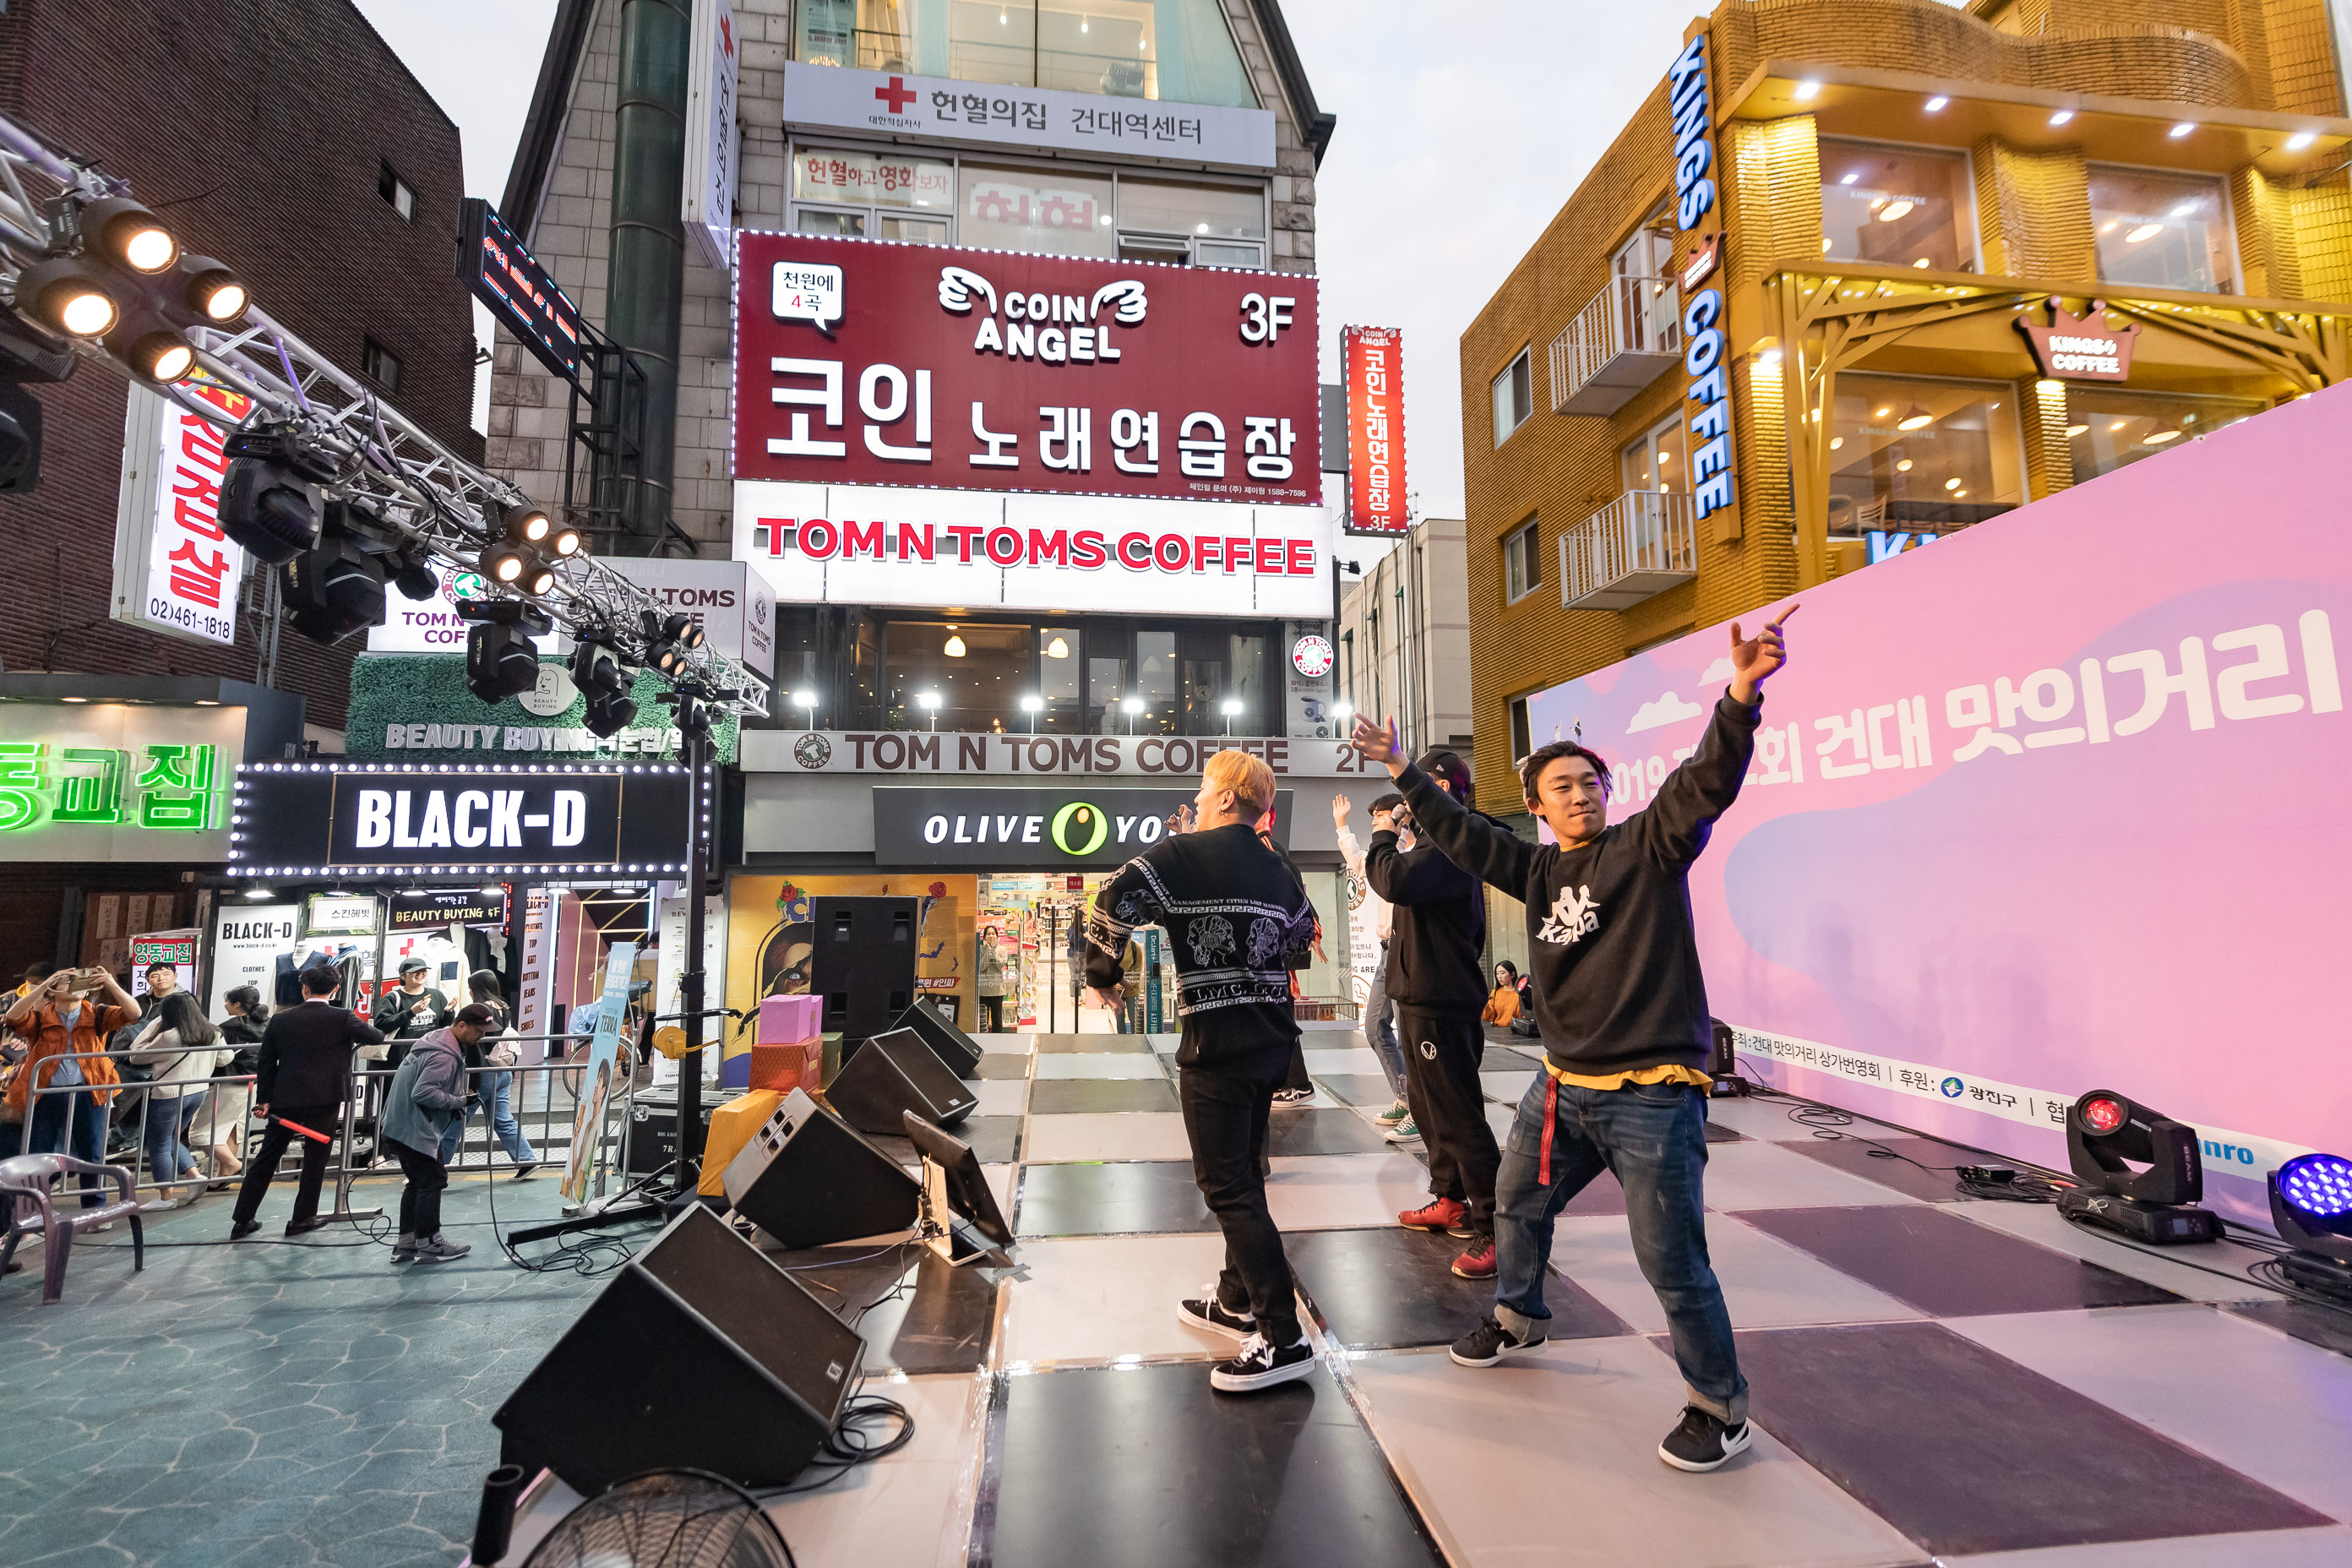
[1461,0,2352,813]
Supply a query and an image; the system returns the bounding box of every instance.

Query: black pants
[1177,1045,1301,1347]
[231,1104,340,1228]
[1395,1004,1500,1236]
[1281,1037,1313,1093]
[388,1137,448,1238]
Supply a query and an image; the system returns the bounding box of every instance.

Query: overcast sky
[354,0,1693,518]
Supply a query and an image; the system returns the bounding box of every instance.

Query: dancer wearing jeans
[1084,749,1320,1393]
[1349,604,1795,1473]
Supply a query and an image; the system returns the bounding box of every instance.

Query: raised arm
[1349,716,1538,895]
[1631,605,1794,870]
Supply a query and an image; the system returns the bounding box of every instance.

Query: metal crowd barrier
[4,1034,661,1221]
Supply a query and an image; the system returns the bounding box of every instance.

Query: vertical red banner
[1342,325,1407,535]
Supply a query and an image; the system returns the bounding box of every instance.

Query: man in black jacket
[1083,749,1320,1394]
[1350,605,1794,1474]
[1365,749,1502,1280]
[231,966,385,1239]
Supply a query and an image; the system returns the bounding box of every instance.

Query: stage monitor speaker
[811,896,918,1048]
[828,1027,977,1136]
[888,999,984,1078]
[492,1204,865,1494]
[721,1086,921,1248]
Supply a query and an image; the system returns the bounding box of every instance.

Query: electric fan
[523,1470,792,1568]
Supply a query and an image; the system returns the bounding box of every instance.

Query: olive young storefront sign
[228,763,695,878]
[874,786,1292,868]
[1668,33,1734,526]
[0,701,240,862]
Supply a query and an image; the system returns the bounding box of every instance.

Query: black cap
[455,1003,498,1027]
[399,958,430,974]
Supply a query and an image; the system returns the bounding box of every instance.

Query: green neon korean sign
[0,742,222,833]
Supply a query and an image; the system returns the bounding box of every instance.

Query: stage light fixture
[103,300,196,384]
[665,612,706,652]
[218,426,338,564]
[571,634,639,738]
[482,541,554,596]
[0,382,43,494]
[459,598,551,703]
[79,197,177,274]
[170,255,247,324]
[2054,1088,2223,1243]
[389,550,440,602]
[14,256,119,337]
[283,532,387,645]
[2268,1152,2352,1291]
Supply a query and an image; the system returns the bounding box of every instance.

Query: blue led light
[2278,1153,2352,1218]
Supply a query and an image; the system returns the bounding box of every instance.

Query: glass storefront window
[1135,629,1177,732]
[1621,414,1688,494]
[1087,648,1128,733]
[2065,389,2264,480]
[1039,626,1081,730]
[794,0,1257,109]
[885,619,1032,732]
[793,148,956,210]
[2089,167,2235,294]
[1826,374,2024,538]
[961,162,1116,257]
[1819,139,1976,273]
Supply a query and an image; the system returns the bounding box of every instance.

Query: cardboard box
[698,1088,785,1196]
[757,994,823,1044]
[749,1037,822,1095]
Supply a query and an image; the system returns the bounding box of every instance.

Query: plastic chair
[0,1153,145,1305]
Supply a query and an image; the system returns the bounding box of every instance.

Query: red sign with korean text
[732,231,1320,505]
[1342,325,1406,535]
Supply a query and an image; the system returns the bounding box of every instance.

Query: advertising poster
[561,939,639,1204]
[129,930,199,999]
[1522,389,2352,1222]
[210,904,301,1014]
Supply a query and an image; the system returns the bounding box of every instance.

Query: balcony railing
[1560,491,1697,611]
[1549,273,1683,416]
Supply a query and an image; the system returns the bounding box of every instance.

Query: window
[961,161,1117,258]
[1492,348,1532,446]
[1621,415,1689,496]
[791,148,954,243]
[884,618,1032,732]
[2064,388,2262,480]
[1116,177,1266,268]
[1502,517,1541,602]
[2089,166,2234,294]
[1508,694,1532,765]
[793,0,1258,108]
[361,337,401,392]
[1827,373,2024,540]
[1038,625,1080,728]
[1819,139,1975,273]
[378,161,414,221]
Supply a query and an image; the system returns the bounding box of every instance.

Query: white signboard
[604,558,776,678]
[740,728,1381,778]
[781,61,1277,169]
[112,384,251,648]
[210,902,300,1015]
[682,0,740,270]
[651,893,729,1086]
[734,481,1331,619]
[364,561,561,654]
[305,894,378,936]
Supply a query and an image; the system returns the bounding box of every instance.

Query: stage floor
[504,1029,2352,1568]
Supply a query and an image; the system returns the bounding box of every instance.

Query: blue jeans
[1365,946,1407,1101]
[1493,1075,1747,1424]
[482,1070,536,1162]
[143,1092,204,1183]
[25,1086,111,1208]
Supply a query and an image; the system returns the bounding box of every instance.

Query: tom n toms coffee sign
[229,764,694,876]
[874,787,1292,868]
[741,730,1384,777]
[2016,299,2141,381]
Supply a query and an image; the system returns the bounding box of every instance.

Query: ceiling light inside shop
[1046,636,1070,658]
[2067,422,2089,436]
[1875,406,1892,418]
[2288,131,2317,151]
[945,634,967,656]
[1925,95,1948,112]
[1829,437,1843,449]
[2100,220,2119,233]
[1896,458,1914,471]
[2170,122,2195,138]
[1897,404,1934,430]
[2049,109,2074,126]
[1821,237,1834,251]
[2109,420,2128,432]
[2169,202,2200,218]
[1877,199,1914,221]
[2144,423,2184,444]
[1840,172,1859,185]
[1794,80,1821,101]
[1953,488,1968,498]
[1945,477,1962,490]
[242,888,275,900]
[1914,258,1930,268]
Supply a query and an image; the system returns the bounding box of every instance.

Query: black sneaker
[1658,1406,1752,1473]
[1448,1315,1547,1368]
[1209,1334,1316,1393]
[1177,1288,1254,1341]
[1270,1086,1315,1105]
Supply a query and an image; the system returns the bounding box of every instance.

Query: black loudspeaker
[721,1086,921,1248]
[492,1205,865,1494]
[830,1027,977,1135]
[888,999,984,1078]
[810,896,917,1048]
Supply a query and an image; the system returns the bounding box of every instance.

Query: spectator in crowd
[231,966,384,1240]
[3,966,142,1211]
[142,961,179,1003]
[976,928,1007,1033]
[381,1003,493,1265]
[128,993,226,1204]
[458,970,536,1177]
[1483,961,1523,1028]
[1334,793,1413,1131]
[372,959,451,1068]
[208,986,266,1181]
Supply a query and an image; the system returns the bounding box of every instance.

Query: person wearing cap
[372,959,451,1069]
[379,1003,495,1264]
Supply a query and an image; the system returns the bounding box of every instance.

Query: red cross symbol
[874,74,917,115]
[719,15,732,56]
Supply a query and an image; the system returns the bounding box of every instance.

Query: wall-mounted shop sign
[874,786,1292,868]
[779,61,1277,168]
[732,231,1320,506]
[606,558,776,678]
[112,381,252,648]
[0,701,241,863]
[461,199,585,387]
[1291,634,1335,678]
[1342,326,1407,536]
[229,763,695,879]
[743,730,1381,777]
[682,0,738,270]
[389,887,510,930]
[347,655,739,765]
[2016,299,2141,382]
[306,894,379,935]
[1668,33,1734,526]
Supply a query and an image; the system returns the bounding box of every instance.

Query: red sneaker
[1398,1196,1470,1236]
[1451,1238,1497,1279]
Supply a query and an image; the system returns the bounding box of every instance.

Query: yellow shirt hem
[1543,1060,1713,1092]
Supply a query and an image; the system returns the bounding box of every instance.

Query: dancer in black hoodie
[1350,604,1794,1473]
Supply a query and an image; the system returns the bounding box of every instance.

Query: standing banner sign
[210,904,300,1014]
[1342,326,1407,536]
[112,382,252,647]
[562,940,639,1204]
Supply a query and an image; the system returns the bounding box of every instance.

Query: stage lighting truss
[0,107,765,718]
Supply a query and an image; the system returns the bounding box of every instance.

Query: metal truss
[0,110,765,716]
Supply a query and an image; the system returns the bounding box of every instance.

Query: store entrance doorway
[972,873,1164,1035]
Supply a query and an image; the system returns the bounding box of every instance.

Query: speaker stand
[917,1160,1010,1268]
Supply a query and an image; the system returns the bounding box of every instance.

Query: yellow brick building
[1461,0,2352,813]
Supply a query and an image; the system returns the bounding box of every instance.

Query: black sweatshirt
[1364,830,1488,1010]
[1082,822,1316,1065]
[1396,691,1761,1079]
